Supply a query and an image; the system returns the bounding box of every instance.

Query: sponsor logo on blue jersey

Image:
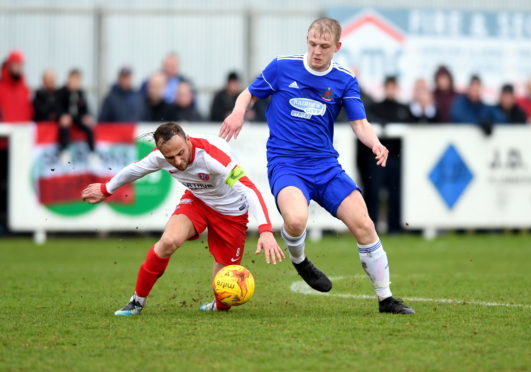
[289,98,326,119]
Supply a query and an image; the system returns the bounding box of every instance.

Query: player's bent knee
[352,217,376,240]
[157,236,184,257]
[283,214,307,236]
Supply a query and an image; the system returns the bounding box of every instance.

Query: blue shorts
[268,161,361,217]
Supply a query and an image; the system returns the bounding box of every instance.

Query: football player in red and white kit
[81,122,284,315]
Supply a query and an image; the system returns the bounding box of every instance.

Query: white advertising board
[6,123,356,235]
[402,125,531,229]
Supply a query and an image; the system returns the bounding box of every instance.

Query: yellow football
[213,265,255,306]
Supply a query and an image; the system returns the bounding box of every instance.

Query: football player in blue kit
[220,17,414,314]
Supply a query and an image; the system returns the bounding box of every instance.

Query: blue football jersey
[248,54,366,164]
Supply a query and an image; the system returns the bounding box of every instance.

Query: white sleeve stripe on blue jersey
[332,64,357,79]
[261,72,276,91]
[343,96,362,100]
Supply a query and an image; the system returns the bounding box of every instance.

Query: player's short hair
[153,122,187,146]
[308,17,342,43]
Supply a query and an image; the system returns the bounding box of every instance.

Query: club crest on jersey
[198,173,210,181]
[321,87,334,102]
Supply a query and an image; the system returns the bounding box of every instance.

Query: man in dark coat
[360,76,410,234]
[33,69,58,122]
[140,73,176,122]
[99,67,143,123]
[497,84,527,124]
[173,81,203,122]
[210,72,241,122]
[56,69,96,163]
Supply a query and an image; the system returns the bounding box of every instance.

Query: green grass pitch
[1,234,529,371]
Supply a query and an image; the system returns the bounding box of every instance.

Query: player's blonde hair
[308,17,342,43]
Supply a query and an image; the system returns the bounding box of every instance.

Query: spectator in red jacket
[516,77,531,123]
[0,50,32,123]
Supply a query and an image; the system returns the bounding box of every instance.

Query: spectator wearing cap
[210,71,242,122]
[0,50,32,122]
[450,75,505,130]
[99,67,142,123]
[516,77,531,123]
[33,69,58,122]
[172,81,203,122]
[432,65,457,123]
[497,84,527,124]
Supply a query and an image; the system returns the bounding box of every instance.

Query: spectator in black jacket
[173,81,203,122]
[497,84,527,124]
[210,71,241,122]
[56,69,96,164]
[140,73,176,122]
[33,69,58,122]
[370,76,410,124]
[359,76,409,234]
[99,66,142,123]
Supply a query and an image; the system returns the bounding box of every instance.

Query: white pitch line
[290,276,531,309]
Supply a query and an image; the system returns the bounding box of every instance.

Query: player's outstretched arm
[350,118,389,167]
[256,231,285,265]
[81,153,161,203]
[219,88,256,142]
[81,183,107,204]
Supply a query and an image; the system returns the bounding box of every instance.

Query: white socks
[358,240,392,301]
[280,226,306,264]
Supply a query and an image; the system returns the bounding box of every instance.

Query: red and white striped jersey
[103,135,273,233]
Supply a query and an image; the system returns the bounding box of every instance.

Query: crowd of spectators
[2,49,530,130]
[1,49,531,234]
[353,67,531,235]
[0,50,274,128]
